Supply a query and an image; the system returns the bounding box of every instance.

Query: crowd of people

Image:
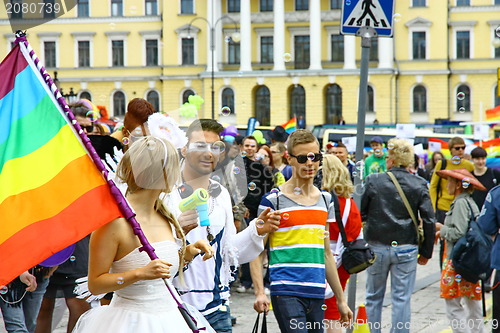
[2,98,500,333]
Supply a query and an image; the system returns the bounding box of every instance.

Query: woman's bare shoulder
[92,217,132,242]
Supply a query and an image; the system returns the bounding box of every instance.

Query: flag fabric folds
[282,117,297,134]
[486,105,500,121]
[0,43,122,286]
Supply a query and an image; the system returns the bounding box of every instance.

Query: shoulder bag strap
[387,172,420,233]
[329,193,349,247]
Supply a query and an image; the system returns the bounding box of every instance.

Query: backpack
[450,199,493,283]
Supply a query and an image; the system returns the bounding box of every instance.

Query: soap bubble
[282,213,289,220]
[391,241,398,247]
[457,92,465,101]
[0,286,8,295]
[86,111,99,122]
[293,187,302,195]
[122,137,130,145]
[146,140,157,151]
[116,277,125,285]
[241,151,247,158]
[248,182,256,191]
[69,256,76,262]
[458,107,466,113]
[451,156,461,165]
[393,13,401,23]
[221,106,231,116]
[212,175,221,183]
[388,142,394,150]
[283,53,292,62]
[321,304,328,311]
[462,178,470,189]
[233,167,240,175]
[256,219,265,228]
[496,26,500,38]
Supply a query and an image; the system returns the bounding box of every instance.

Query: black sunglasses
[289,152,323,164]
[80,124,94,132]
[452,146,466,150]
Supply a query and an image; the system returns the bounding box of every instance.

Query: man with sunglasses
[251,130,353,332]
[429,136,474,268]
[163,119,280,333]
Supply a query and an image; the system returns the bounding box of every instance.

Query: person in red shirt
[321,154,363,333]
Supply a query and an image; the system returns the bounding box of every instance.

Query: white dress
[72,240,213,333]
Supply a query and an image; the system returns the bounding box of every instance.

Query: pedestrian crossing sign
[341,0,395,37]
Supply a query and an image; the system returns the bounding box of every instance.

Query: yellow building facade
[1,0,500,128]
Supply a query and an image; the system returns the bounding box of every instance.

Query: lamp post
[53,71,77,104]
[188,15,240,119]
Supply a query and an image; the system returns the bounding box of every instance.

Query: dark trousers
[436,209,447,270]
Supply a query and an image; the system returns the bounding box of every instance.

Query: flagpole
[14,31,201,333]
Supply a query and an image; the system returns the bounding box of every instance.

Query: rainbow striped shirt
[258,191,335,299]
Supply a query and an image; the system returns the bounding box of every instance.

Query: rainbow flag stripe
[486,105,500,121]
[0,44,121,286]
[282,117,297,134]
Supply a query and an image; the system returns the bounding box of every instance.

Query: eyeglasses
[289,152,322,164]
[188,141,225,154]
[452,146,466,151]
[80,124,94,132]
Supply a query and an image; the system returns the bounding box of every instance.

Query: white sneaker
[235,286,247,293]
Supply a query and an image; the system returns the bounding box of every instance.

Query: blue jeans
[365,244,418,333]
[0,277,49,333]
[271,295,325,333]
[204,305,232,333]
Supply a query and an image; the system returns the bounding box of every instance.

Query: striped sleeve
[258,192,276,215]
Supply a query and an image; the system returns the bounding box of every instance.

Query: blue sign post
[341,0,395,37]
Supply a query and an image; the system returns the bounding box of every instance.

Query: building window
[295,0,308,10]
[228,40,240,64]
[78,41,90,67]
[80,91,91,101]
[77,0,89,17]
[331,0,341,9]
[456,31,470,59]
[496,0,500,5]
[495,85,500,106]
[413,85,427,113]
[325,84,342,124]
[221,88,235,115]
[227,0,240,12]
[181,0,193,14]
[112,40,124,67]
[145,0,157,15]
[261,36,273,64]
[456,0,470,6]
[147,90,160,112]
[111,0,123,16]
[457,84,471,112]
[182,89,195,104]
[294,36,310,69]
[412,31,426,59]
[255,86,270,126]
[146,39,158,66]
[412,0,426,7]
[113,91,126,116]
[44,0,55,18]
[10,0,22,19]
[495,31,500,58]
[370,38,378,61]
[367,86,374,112]
[290,85,306,119]
[182,38,194,65]
[260,0,273,11]
[44,41,56,68]
[331,35,344,62]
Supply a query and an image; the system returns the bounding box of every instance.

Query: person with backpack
[435,168,487,333]
[477,185,500,333]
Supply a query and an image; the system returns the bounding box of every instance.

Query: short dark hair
[186,119,224,141]
[69,102,90,118]
[448,136,465,149]
[471,146,487,158]
[242,136,258,145]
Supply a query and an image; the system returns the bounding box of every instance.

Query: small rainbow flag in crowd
[485,105,500,121]
[0,41,122,286]
[282,117,297,134]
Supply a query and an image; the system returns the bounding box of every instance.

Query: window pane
[367,86,374,112]
[456,0,470,6]
[147,90,160,112]
[325,84,342,124]
[44,0,55,18]
[44,41,56,68]
[412,0,426,7]
[495,31,500,59]
[112,40,124,67]
[456,31,470,59]
[331,35,344,62]
[182,38,194,65]
[181,0,193,14]
[331,0,341,9]
[294,36,310,69]
[227,0,240,13]
[228,41,240,64]
[261,36,274,64]
[457,85,471,112]
[113,91,126,116]
[183,90,195,104]
[255,86,270,126]
[413,85,427,113]
[146,39,158,66]
[145,0,157,15]
[10,0,22,19]
[495,85,500,106]
[295,0,308,10]
[412,31,426,59]
[78,41,90,67]
[77,0,89,17]
[496,0,500,5]
[370,38,378,61]
[221,88,235,115]
[290,85,306,119]
[111,0,123,16]
[260,0,273,11]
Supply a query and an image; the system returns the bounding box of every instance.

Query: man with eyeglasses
[429,136,474,268]
[163,119,280,333]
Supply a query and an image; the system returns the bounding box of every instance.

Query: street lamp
[187,15,240,119]
[53,71,77,104]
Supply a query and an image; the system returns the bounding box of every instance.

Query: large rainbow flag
[486,105,500,121]
[282,117,297,134]
[0,42,122,286]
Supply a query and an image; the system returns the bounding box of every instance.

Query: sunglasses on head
[289,152,322,164]
[80,124,94,132]
[452,146,466,151]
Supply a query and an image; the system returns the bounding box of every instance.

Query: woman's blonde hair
[116,136,187,282]
[387,138,414,168]
[321,154,354,198]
